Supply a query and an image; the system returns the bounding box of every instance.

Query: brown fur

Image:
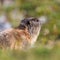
[0,28,31,50]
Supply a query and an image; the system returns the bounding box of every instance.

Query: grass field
[0,46,60,60]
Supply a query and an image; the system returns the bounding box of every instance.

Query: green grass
[0,47,60,60]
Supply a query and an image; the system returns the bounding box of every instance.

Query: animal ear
[27,21,31,25]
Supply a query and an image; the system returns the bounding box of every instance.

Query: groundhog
[0,17,42,50]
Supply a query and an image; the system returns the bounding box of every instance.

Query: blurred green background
[0,0,60,60]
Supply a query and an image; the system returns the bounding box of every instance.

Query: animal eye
[32,18,39,22]
[36,19,39,22]
[34,19,39,22]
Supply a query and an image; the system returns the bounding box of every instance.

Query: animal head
[17,17,42,45]
[18,17,41,34]
[17,17,47,45]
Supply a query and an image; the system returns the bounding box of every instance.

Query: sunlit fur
[0,17,41,50]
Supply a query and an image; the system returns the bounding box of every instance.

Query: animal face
[18,17,41,34]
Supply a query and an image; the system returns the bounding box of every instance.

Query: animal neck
[29,26,41,45]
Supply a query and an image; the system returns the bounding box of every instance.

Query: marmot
[0,17,43,50]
